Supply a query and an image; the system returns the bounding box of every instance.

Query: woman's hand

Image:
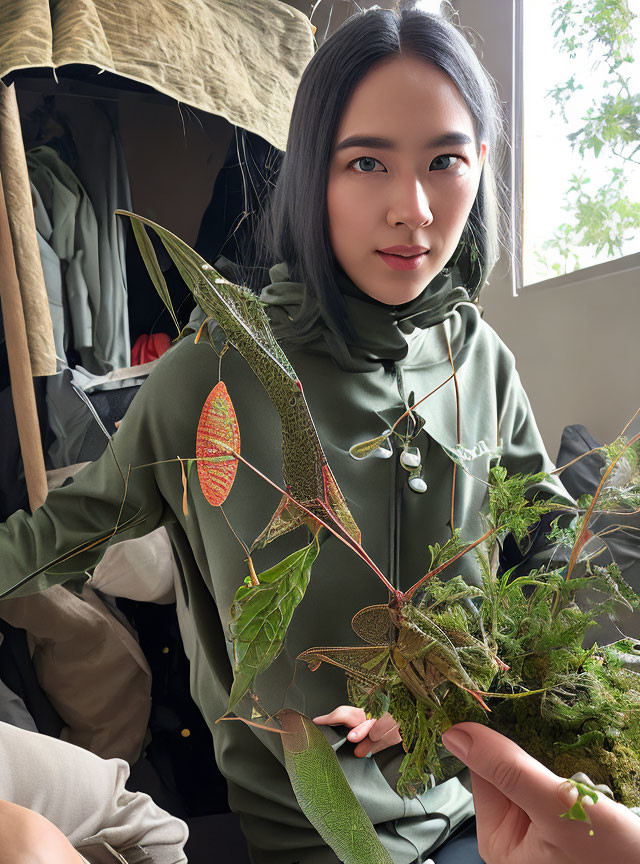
[313,706,402,757]
[0,800,85,864]
[442,722,640,864]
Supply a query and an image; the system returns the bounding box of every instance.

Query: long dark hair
[254,3,510,337]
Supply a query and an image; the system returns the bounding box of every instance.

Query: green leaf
[128,218,180,334]
[227,539,320,711]
[115,209,298,382]
[487,466,554,541]
[279,710,394,864]
[560,780,599,823]
[427,529,464,572]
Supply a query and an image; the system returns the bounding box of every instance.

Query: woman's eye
[430,154,466,172]
[349,156,385,173]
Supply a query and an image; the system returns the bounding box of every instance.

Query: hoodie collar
[259,260,475,372]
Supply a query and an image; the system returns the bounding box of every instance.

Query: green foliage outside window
[534,0,640,277]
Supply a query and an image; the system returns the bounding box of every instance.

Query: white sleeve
[0,722,188,864]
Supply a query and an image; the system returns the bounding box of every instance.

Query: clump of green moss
[344,436,640,806]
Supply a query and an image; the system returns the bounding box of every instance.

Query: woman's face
[326,55,487,305]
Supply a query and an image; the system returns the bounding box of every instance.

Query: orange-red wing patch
[196,381,240,506]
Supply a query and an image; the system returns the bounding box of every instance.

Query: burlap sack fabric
[0,0,315,151]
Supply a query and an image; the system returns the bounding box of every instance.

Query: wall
[118,99,232,246]
[483,259,639,459]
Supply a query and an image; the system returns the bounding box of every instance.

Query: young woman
[0,5,625,864]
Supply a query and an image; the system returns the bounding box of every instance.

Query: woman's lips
[376,250,428,271]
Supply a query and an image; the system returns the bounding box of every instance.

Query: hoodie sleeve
[0,722,188,864]
[495,349,577,572]
[0,336,208,599]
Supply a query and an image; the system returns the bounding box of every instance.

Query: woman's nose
[386,180,433,230]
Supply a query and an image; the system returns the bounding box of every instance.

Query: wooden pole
[0,170,48,511]
[0,84,56,377]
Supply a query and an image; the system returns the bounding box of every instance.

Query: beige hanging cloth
[0,83,55,511]
[0,0,316,151]
[0,84,57,378]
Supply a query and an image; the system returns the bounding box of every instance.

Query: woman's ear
[478,142,488,169]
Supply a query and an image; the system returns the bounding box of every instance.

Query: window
[451,0,640,295]
[521,0,640,286]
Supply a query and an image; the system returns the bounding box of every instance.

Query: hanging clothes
[131,334,171,366]
[27,145,100,371]
[59,100,132,373]
[27,132,131,375]
[31,181,66,364]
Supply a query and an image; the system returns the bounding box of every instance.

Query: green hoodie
[0,260,571,864]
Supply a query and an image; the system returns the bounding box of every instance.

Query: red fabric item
[131,333,171,366]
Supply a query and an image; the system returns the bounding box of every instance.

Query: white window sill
[521,251,640,293]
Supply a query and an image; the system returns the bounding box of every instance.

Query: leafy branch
[534,0,639,277]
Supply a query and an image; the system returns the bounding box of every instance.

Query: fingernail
[442,728,472,758]
[348,730,358,740]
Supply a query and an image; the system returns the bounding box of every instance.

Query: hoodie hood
[259,257,479,373]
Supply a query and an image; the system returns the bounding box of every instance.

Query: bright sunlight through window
[522,0,640,285]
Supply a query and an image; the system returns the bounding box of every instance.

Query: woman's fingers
[347,718,377,742]
[367,713,399,742]
[312,708,402,756]
[312,706,367,727]
[442,723,561,817]
[443,722,640,864]
[353,713,401,757]
[468,769,528,862]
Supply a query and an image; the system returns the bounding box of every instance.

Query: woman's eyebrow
[334,132,473,152]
